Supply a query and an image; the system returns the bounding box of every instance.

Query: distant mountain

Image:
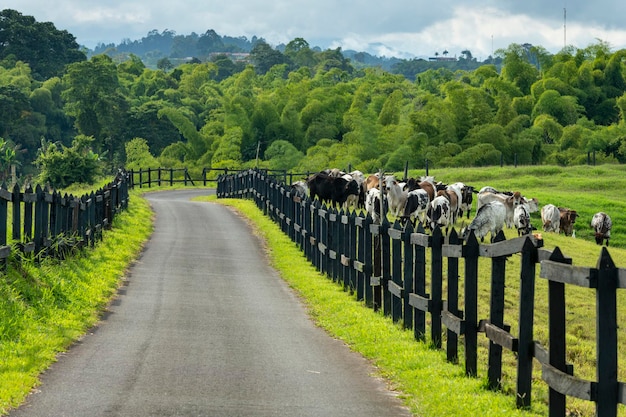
[87,28,491,77]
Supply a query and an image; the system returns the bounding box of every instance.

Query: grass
[0,189,153,415]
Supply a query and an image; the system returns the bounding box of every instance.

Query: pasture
[412,164,626,251]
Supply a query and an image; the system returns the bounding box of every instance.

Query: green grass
[0,190,153,415]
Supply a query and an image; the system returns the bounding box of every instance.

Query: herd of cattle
[291,169,613,246]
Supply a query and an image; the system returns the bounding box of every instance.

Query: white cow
[541,204,561,233]
[462,201,507,242]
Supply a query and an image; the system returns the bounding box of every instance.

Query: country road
[9,189,412,417]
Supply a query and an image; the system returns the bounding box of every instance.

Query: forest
[1,8,626,189]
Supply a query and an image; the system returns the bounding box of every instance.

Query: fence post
[390,220,403,323]
[348,211,358,293]
[446,229,460,363]
[546,246,572,417]
[381,217,391,317]
[463,231,480,376]
[11,183,21,242]
[362,215,373,306]
[596,248,618,417]
[516,237,538,409]
[412,223,428,341]
[402,221,414,330]
[430,226,444,348]
[487,231,508,390]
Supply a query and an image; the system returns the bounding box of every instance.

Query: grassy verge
[0,190,153,415]
[205,194,550,417]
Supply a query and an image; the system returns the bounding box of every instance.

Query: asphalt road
[9,189,412,417]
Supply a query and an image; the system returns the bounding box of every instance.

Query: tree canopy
[2,9,626,187]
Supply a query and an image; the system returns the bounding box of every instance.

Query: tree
[62,55,129,162]
[263,140,304,170]
[35,135,102,188]
[0,9,85,80]
[157,57,174,72]
[124,137,158,169]
[249,41,288,74]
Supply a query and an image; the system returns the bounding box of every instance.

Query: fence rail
[217,168,626,417]
[128,167,309,188]
[0,170,130,264]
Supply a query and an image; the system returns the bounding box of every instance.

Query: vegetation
[2,9,626,191]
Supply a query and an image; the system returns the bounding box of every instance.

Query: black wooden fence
[0,170,130,264]
[217,168,626,417]
[128,167,306,188]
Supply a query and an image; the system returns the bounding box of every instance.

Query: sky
[4,1,626,60]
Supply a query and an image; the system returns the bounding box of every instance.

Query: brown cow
[558,207,579,236]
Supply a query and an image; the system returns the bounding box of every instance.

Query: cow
[365,188,386,224]
[450,182,475,219]
[559,207,579,237]
[513,204,532,236]
[401,188,430,227]
[591,212,612,246]
[477,189,538,228]
[541,204,561,233]
[384,175,408,218]
[365,173,383,191]
[427,195,452,232]
[290,180,309,199]
[307,172,360,209]
[461,201,507,243]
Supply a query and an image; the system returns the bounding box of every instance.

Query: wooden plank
[22,192,37,203]
[533,341,549,366]
[341,254,350,267]
[484,322,518,352]
[479,235,542,258]
[388,280,403,298]
[369,224,380,235]
[388,228,402,240]
[294,224,301,233]
[354,260,364,273]
[370,275,381,286]
[410,232,430,247]
[541,364,595,401]
[317,242,326,255]
[408,293,431,312]
[354,217,364,227]
[0,245,11,259]
[0,188,12,201]
[442,243,462,258]
[328,213,337,222]
[342,215,349,224]
[617,268,626,289]
[540,260,596,288]
[328,250,336,260]
[441,310,465,335]
[618,382,626,405]
[309,236,316,246]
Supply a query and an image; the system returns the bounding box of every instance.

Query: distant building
[428,56,457,62]
[208,52,250,62]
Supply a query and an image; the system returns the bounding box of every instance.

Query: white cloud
[3,1,626,56]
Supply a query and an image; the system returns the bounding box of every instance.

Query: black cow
[307,172,360,209]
